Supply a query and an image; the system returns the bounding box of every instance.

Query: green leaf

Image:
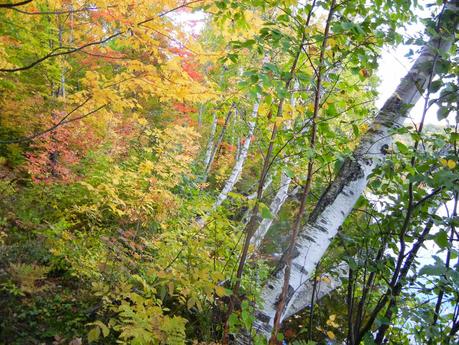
[437,106,449,120]
[228,53,239,63]
[259,203,273,219]
[263,63,279,74]
[325,103,337,116]
[433,230,449,249]
[228,192,247,201]
[96,321,110,337]
[395,141,409,154]
[429,79,443,93]
[352,124,360,137]
[435,59,450,74]
[277,14,289,22]
[241,39,256,48]
[216,1,226,9]
[419,264,446,276]
[450,132,459,143]
[285,168,295,178]
[228,313,239,332]
[88,327,100,343]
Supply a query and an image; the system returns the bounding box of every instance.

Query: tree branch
[0,0,32,8]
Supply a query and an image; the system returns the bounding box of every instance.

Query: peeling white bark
[240,10,458,340]
[213,99,260,209]
[283,263,348,320]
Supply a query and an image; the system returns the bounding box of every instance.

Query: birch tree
[241,1,459,341]
[214,99,259,208]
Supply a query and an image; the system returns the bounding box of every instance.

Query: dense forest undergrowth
[0,0,458,344]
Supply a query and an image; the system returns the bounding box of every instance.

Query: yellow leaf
[327,331,335,340]
[215,285,228,297]
[92,321,109,337]
[139,160,154,175]
[328,38,336,48]
[138,118,148,126]
[275,117,286,126]
[168,282,174,295]
[187,297,196,309]
[440,158,448,167]
[330,321,339,328]
[321,276,331,284]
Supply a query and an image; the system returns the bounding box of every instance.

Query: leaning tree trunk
[213,99,259,208]
[238,3,458,341]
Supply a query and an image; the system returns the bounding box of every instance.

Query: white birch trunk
[251,171,292,250]
[57,21,65,98]
[203,113,217,169]
[213,100,259,209]
[198,104,203,128]
[204,106,234,180]
[239,8,458,340]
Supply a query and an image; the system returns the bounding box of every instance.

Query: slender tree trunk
[198,104,203,128]
[57,18,65,98]
[214,101,259,208]
[203,112,218,170]
[227,41,306,342]
[250,78,299,250]
[353,243,386,343]
[242,3,458,341]
[251,170,292,250]
[205,105,235,181]
[369,209,438,344]
[269,2,335,340]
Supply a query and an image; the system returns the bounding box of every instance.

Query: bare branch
[0,32,121,72]
[0,0,32,9]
